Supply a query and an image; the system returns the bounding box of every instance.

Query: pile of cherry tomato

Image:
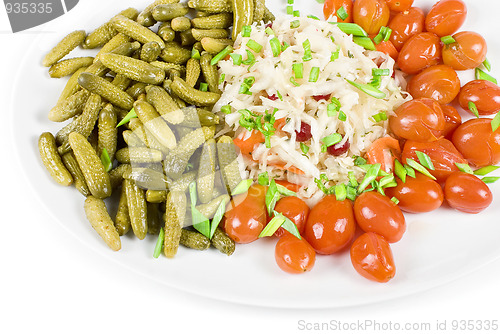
[221,0,500,283]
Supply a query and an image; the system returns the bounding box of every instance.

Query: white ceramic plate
[11,0,500,308]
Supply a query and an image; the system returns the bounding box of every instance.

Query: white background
[1,1,500,333]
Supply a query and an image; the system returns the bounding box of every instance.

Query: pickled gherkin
[211,227,235,255]
[140,41,162,63]
[49,57,94,78]
[191,13,232,29]
[217,136,242,193]
[62,152,90,196]
[151,3,189,21]
[147,202,163,235]
[185,58,201,88]
[179,229,210,250]
[42,30,86,67]
[49,89,90,122]
[83,8,138,49]
[163,191,187,258]
[115,183,132,236]
[170,77,220,106]
[231,0,254,40]
[84,196,121,251]
[111,15,166,49]
[133,100,176,150]
[100,53,165,85]
[197,139,217,203]
[124,179,148,239]
[200,37,232,54]
[200,52,221,93]
[78,72,135,110]
[38,132,73,186]
[97,103,118,162]
[137,0,180,27]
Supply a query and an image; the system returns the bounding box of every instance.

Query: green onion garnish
[231,179,253,195]
[406,158,436,180]
[281,42,290,51]
[372,111,387,122]
[293,10,300,17]
[269,37,281,57]
[265,179,280,215]
[277,90,283,100]
[474,165,500,176]
[242,49,255,65]
[327,97,341,117]
[280,212,302,239]
[211,46,233,65]
[302,39,312,61]
[346,186,357,201]
[482,176,500,184]
[405,164,416,178]
[199,82,208,92]
[100,148,112,172]
[292,63,303,79]
[331,22,368,37]
[308,15,320,20]
[116,108,137,127]
[394,159,407,183]
[290,20,300,29]
[290,77,300,86]
[309,67,320,82]
[370,75,382,88]
[468,101,480,118]
[300,142,309,155]
[316,0,324,3]
[346,79,386,99]
[455,162,473,174]
[189,182,210,238]
[391,197,400,205]
[372,68,390,76]
[416,151,435,170]
[348,171,358,187]
[191,48,201,59]
[242,25,251,37]
[276,184,297,197]
[153,227,164,258]
[331,46,340,61]
[358,163,381,192]
[265,27,275,35]
[286,5,293,15]
[475,68,497,84]
[353,36,376,50]
[491,111,500,132]
[230,53,242,65]
[338,110,347,121]
[441,35,456,45]
[259,214,286,237]
[335,183,347,201]
[379,174,395,188]
[354,155,367,166]
[219,73,225,84]
[209,198,227,239]
[288,0,294,3]
[336,6,348,20]
[483,58,492,72]
[258,171,269,185]
[221,105,231,114]
[247,39,262,53]
[322,133,342,147]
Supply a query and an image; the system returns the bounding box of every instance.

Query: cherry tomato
[304,196,356,255]
[354,192,406,243]
[452,118,500,167]
[353,0,390,35]
[224,184,267,244]
[385,0,413,12]
[323,0,353,22]
[272,196,309,238]
[350,232,396,283]
[233,129,264,157]
[366,136,401,174]
[388,7,425,51]
[275,234,316,274]
[397,32,442,74]
[386,172,444,213]
[441,105,462,138]
[373,39,399,59]
[401,138,467,183]
[425,0,467,37]
[442,31,487,70]
[389,98,445,142]
[406,65,460,105]
[444,172,493,214]
[458,80,500,116]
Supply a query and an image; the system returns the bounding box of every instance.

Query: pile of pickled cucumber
[38,0,274,257]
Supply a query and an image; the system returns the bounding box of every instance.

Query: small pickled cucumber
[100,53,165,85]
[151,3,189,21]
[124,178,148,239]
[200,37,232,54]
[140,41,162,63]
[49,57,94,78]
[115,183,131,236]
[170,76,220,106]
[179,229,210,250]
[49,89,90,122]
[146,189,168,203]
[78,72,135,110]
[160,42,191,65]
[163,190,187,258]
[211,227,235,255]
[185,58,201,88]
[83,8,138,49]
[39,132,73,186]
[171,17,191,32]
[191,13,232,29]
[111,15,165,49]
[97,103,118,162]
[116,147,164,164]
[231,0,254,40]
[137,0,179,27]
[62,152,90,196]
[200,52,221,93]
[187,0,232,13]
[84,196,121,251]
[42,30,86,67]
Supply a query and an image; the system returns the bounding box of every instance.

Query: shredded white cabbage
[214,16,411,205]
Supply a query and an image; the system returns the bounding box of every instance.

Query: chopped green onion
[211,46,233,65]
[100,148,112,172]
[373,26,391,45]
[338,110,347,121]
[405,164,416,178]
[280,212,302,239]
[258,171,269,185]
[116,108,137,127]
[191,48,201,59]
[265,27,275,35]
[327,97,341,117]
[335,183,347,201]
[309,67,320,82]
[241,25,251,37]
[336,6,348,20]
[441,35,456,45]
[391,197,400,205]
[315,177,329,194]
[346,79,386,99]
[230,53,242,65]
[302,39,312,61]
[379,174,395,188]
[286,5,293,15]
[290,77,300,86]
[276,184,297,197]
[290,20,300,29]
[269,37,281,57]
[483,58,492,72]
[199,82,208,92]
[239,83,252,95]
[482,176,500,184]
[242,49,255,65]
[308,15,320,20]
[372,111,387,122]
[231,179,253,195]
[331,22,368,37]
[153,227,165,258]
[209,198,227,239]
[221,105,231,114]
[406,158,436,180]
[246,39,262,53]
[475,67,497,84]
[322,133,342,147]
[354,155,367,166]
[265,179,280,215]
[288,0,294,3]
[330,46,340,61]
[474,165,500,176]
[358,163,381,192]
[346,186,357,201]
[300,142,309,155]
[281,42,290,51]
[394,159,407,183]
[293,10,300,17]
[416,151,435,170]
[372,68,390,76]
[292,63,303,79]
[348,171,358,187]
[259,214,286,238]
[218,73,225,84]
[316,0,325,3]
[321,144,327,153]
[353,36,376,50]
[277,90,283,100]
[190,182,210,238]
[455,162,473,174]
[468,101,480,118]
[370,75,382,88]
[383,27,392,41]
[492,111,500,132]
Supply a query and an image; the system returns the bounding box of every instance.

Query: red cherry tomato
[272,196,309,238]
[224,184,267,244]
[425,0,467,37]
[366,136,401,174]
[350,232,396,283]
[386,172,444,213]
[444,172,493,214]
[458,80,500,116]
[385,0,413,12]
[275,234,316,274]
[372,38,399,59]
[406,65,460,104]
[353,0,390,35]
[398,32,442,75]
[389,98,445,142]
[441,105,462,138]
[323,0,353,22]
[388,7,425,51]
[401,138,467,183]
[353,192,406,243]
[304,196,356,255]
[442,31,487,70]
[452,118,500,167]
